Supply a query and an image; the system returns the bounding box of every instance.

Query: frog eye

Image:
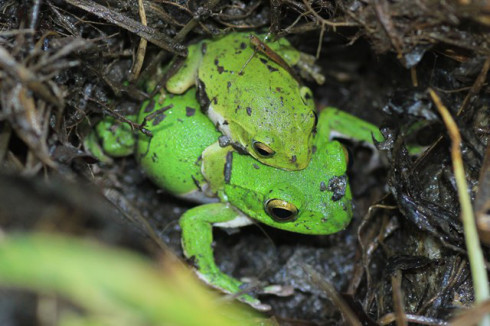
[300,86,313,106]
[253,141,275,157]
[265,199,298,222]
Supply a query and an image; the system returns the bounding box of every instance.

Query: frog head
[223,139,353,235]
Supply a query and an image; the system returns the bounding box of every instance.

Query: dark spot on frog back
[152,114,165,126]
[214,58,225,74]
[151,152,158,163]
[267,65,278,72]
[240,42,247,49]
[197,79,210,111]
[144,99,155,113]
[246,107,252,116]
[186,106,196,117]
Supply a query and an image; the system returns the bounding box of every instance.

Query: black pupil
[272,207,293,220]
[255,144,271,156]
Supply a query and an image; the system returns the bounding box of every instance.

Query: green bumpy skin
[165,32,319,171]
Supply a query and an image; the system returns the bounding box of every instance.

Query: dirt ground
[0,0,489,325]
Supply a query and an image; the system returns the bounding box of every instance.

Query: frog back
[137,89,220,195]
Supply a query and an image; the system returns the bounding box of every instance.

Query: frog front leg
[179,203,271,311]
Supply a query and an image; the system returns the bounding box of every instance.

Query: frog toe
[244,299,271,312]
[262,284,294,297]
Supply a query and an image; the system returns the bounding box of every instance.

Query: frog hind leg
[318,107,384,144]
[179,203,271,311]
[166,43,202,94]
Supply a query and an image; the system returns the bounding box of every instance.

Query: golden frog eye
[265,199,298,222]
[253,141,275,157]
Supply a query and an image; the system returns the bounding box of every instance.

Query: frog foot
[234,284,293,311]
[236,293,271,312]
[196,271,273,311]
[240,278,295,297]
[262,284,294,297]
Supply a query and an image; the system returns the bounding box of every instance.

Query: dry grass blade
[0,45,63,108]
[428,88,490,326]
[457,57,490,115]
[128,0,148,81]
[391,270,408,326]
[303,264,362,326]
[451,300,490,326]
[378,313,448,325]
[61,0,186,55]
[1,84,56,169]
[475,144,490,244]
